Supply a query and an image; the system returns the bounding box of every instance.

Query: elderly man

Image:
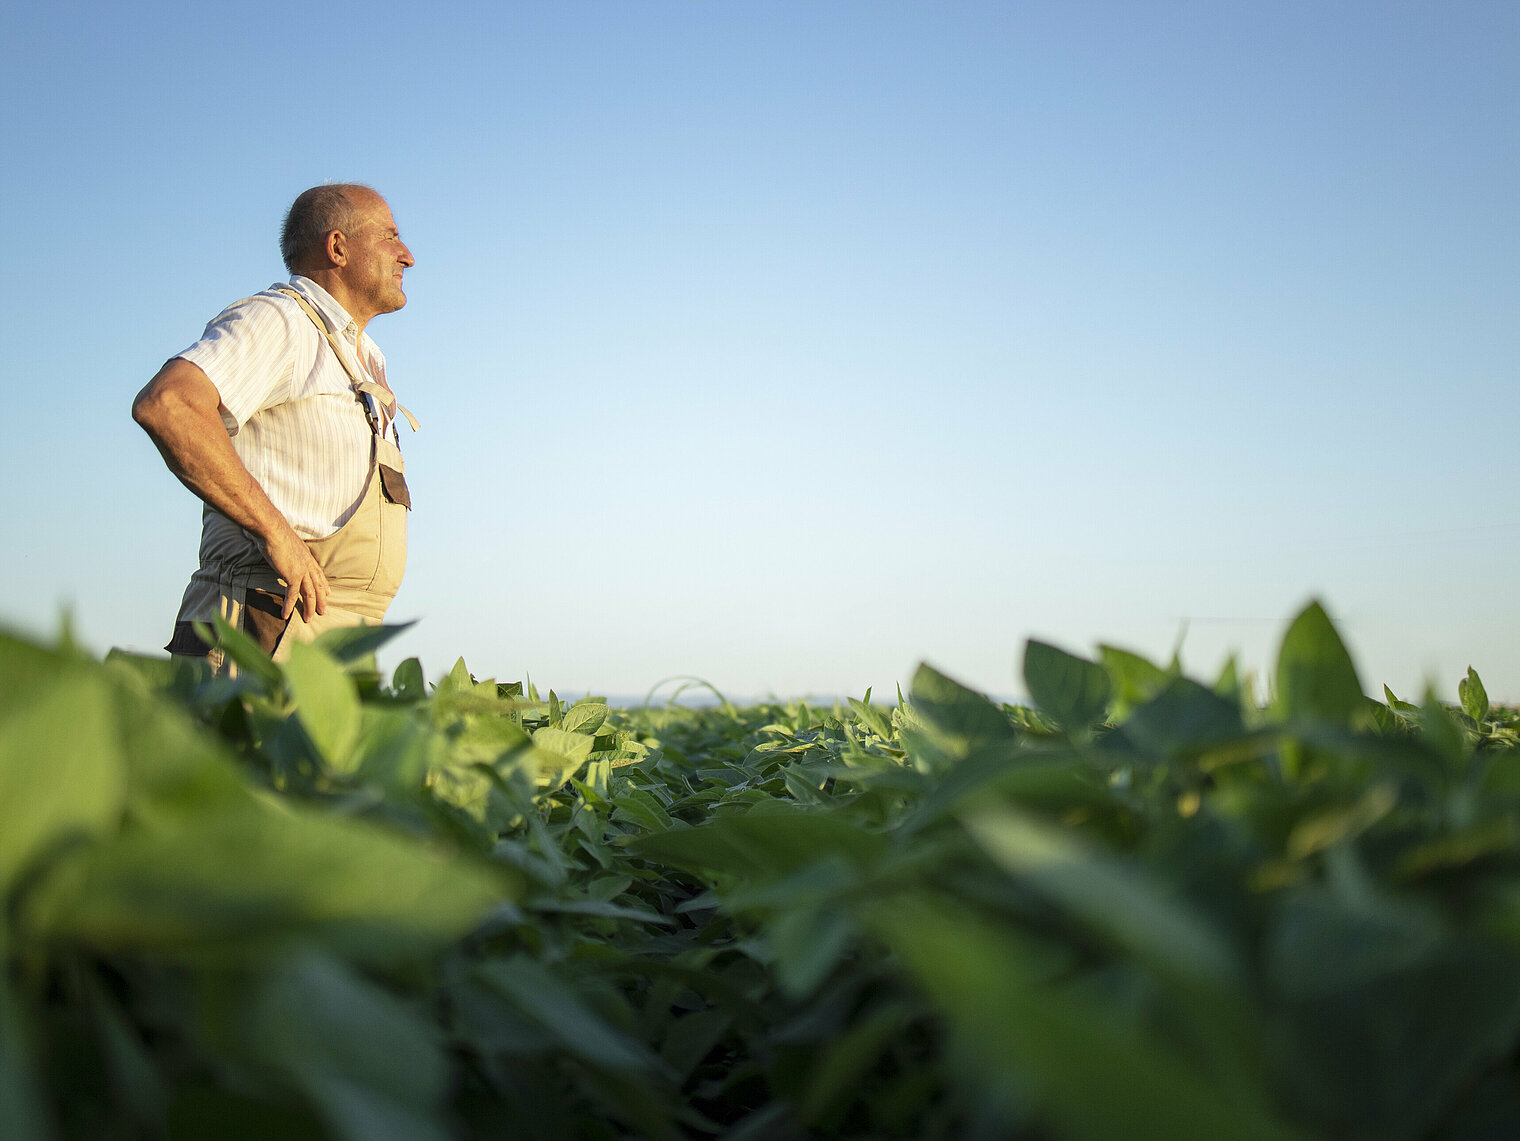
[133,183,417,666]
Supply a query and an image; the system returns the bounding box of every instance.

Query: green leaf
[905,664,1017,765]
[962,805,1239,988]
[796,1002,912,1128]
[440,658,473,694]
[1099,645,1171,718]
[611,788,674,832]
[769,904,855,997]
[32,800,507,965]
[1120,677,1251,762]
[1459,667,1491,725]
[847,694,894,741]
[248,952,452,1141]
[531,726,596,787]
[473,956,657,1072]
[660,1010,731,1082]
[866,895,1290,1141]
[283,641,362,771]
[1266,893,1520,1139]
[207,613,284,690]
[0,642,125,895]
[311,621,415,664]
[391,657,425,700]
[1024,640,1111,734]
[631,808,887,879]
[561,701,609,735]
[1274,600,1365,726]
[0,974,50,1141]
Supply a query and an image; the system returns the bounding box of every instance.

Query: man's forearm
[133,358,329,619]
[132,359,289,543]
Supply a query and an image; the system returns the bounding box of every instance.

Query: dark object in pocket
[242,588,290,655]
[165,621,211,657]
[378,464,411,509]
[163,588,289,658]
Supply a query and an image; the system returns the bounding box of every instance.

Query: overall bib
[165,289,416,671]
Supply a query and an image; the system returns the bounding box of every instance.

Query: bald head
[280,183,381,274]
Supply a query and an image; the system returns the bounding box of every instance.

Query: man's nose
[399,242,415,267]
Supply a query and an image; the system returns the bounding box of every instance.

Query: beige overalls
[165,289,416,670]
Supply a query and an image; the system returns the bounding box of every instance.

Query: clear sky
[2,1,1516,703]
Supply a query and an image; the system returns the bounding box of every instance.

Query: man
[133,183,417,666]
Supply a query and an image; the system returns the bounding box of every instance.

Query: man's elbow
[133,359,206,439]
[132,384,183,446]
[131,385,161,431]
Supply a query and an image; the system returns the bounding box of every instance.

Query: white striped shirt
[177,276,397,539]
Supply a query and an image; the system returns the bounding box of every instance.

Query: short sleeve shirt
[176,276,392,539]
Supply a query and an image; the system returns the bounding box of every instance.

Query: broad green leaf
[1121,677,1251,762]
[867,894,1291,1141]
[769,904,855,997]
[284,641,362,770]
[561,701,609,735]
[473,956,657,1072]
[1024,640,1111,734]
[78,966,165,1128]
[103,647,183,691]
[1284,784,1398,861]
[0,645,124,895]
[354,708,431,790]
[391,657,425,700]
[531,726,596,787]
[527,898,673,925]
[962,805,1238,988]
[1274,601,1364,726]
[1099,644,1171,718]
[611,787,674,832]
[1266,893,1520,1139]
[1459,667,1490,725]
[311,620,415,664]
[660,1010,731,1082]
[439,657,473,694]
[0,974,50,1141]
[207,613,284,690]
[1214,656,1241,700]
[905,664,1017,766]
[848,694,894,741]
[1419,694,1469,766]
[796,1002,912,1128]
[631,808,887,879]
[247,953,451,1141]
[32,800,508,965]
[905,753,1109,835]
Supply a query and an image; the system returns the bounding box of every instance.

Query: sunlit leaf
[1274,601,1364,726]
[1024,640,1111,734]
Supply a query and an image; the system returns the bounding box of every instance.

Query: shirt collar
[284,275,364,342]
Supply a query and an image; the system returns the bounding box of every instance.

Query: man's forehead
[348,191,397,231]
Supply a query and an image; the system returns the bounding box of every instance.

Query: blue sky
[3,1,1516,702]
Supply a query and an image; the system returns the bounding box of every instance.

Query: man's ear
[324,228,348,268]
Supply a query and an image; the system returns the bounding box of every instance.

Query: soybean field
[5,602,1520,1140]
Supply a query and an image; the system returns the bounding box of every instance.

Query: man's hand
[133,358,326,619]
[261,524,330,621]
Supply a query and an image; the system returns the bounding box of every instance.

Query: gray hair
[279,183,375,273]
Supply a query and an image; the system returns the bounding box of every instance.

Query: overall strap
[273,287,421,433]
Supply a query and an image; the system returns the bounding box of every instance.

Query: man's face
[336,191,415,318]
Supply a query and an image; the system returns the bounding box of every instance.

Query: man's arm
[132,358,328,621]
